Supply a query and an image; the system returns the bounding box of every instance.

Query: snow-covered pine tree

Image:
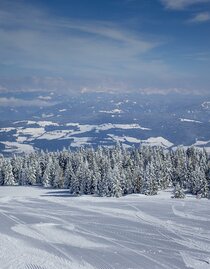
[161,153,173,189]
[2,159,15,185]
[70,171,80,195]
[97,155,110,196]
[0,159,4,185]
[25,165,36,185]
[133,165,144,194]
[90,157,100,194]
[42,158,54,187]
[171,147,187,187]
[111,167,122,198]
[173,183,185,198]
[143,160,158,196]
[64,161,74,188]
[53,161,64,188]
[188,165,209,197]
[11,155,23,184]
[124,166,134,195]
[0,145,208,198]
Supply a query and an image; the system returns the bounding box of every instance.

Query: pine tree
[173,183,185,198]
[53,162,64,188]
[124,166,133,194]
[3,160,15,185]
[25,166,36,185]
[111,168,122,198]
[0,145,208,199]
[188,165,209,197]
[35,161,42,184]
[11,155,23,184]
[64,161,74,188]
[143,161,158,195]
[133,165,144,194]
[70,172,80,195]
[97,155,110,196]
[0,161,4,185]
[91,158,100,194]
[42,158,54,187]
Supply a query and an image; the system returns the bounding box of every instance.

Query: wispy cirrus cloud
[0,1,160,77]
[0,0,209,94]
[160,0,210,9]
[0,0,178,89]
[188,11,210,22]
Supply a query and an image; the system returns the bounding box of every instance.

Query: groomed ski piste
[0,186,210,269]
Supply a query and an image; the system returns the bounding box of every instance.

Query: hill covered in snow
[0,92,210,154]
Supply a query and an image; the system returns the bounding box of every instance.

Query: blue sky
[0,0,210,94]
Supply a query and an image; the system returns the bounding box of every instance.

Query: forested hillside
[0,145,209,198]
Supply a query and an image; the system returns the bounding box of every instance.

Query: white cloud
[0,0,208,93]
[0,85,7,92]
[137,87,208,95]
[188,12,210,22]
[160,0,210,9]
[38,95,52,101]
[0,97,55,107]
[0,0,172,85]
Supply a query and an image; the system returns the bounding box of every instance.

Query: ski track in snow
[0,187,210,269]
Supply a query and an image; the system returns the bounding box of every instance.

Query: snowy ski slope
[0,186,210,269]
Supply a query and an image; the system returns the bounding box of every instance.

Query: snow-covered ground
[0,122,151,153]
[180,118,202,124]
[0,187,210,269]
[107,135,173,148]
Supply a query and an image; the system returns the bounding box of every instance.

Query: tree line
[0,145,209,198]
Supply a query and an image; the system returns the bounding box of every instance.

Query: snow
[66,122,80,127]
[201,101,210,109]
[64,123,150,140]
[203,147,210,153]
[180,118,202,124]
[25,120,37,125]
[16,136,28,143]
[70,137,92,147]
[143,137,174,147]
[116,102,123,105]
[37,130,70,140]
[36,121,59,127]
[114,123,150,130]
[109,135,173,148]
[1,141,34,154]
[14,120,37,125]
[99,109,123,114]
[1,123,152,154]
[194,140,210,146]
[124,136,142,143]
[0,233,94,269]
[38,95,52,100]
[13,120,59,127]
[17,127,45,140]
[0,186,209,269]
[42,113,54,118]
[107,134,126,143]
[96,123,150,131]
[3,120,210,154]
[0,127,16,133]
[65,123,150,132]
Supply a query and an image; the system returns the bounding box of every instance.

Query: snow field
[0,186,210,269]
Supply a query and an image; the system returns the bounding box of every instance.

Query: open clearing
[0,186,210,269]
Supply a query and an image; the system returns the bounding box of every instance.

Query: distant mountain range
[0,91,210,155]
